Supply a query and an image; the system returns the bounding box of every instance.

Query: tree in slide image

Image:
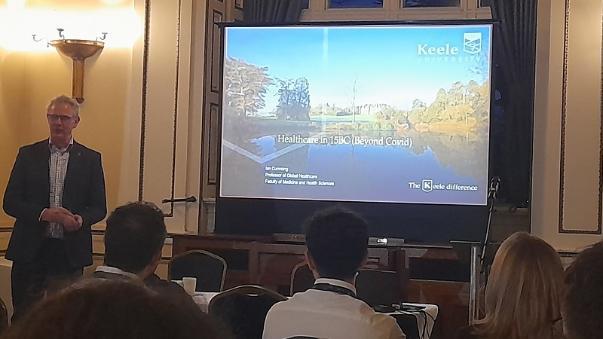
[223,57,272,117]
[276,78,311,121]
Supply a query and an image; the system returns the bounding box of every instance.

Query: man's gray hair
[47,95,80,118]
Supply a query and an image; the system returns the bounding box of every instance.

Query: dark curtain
[244,0,304,24]
[489,0,538,207]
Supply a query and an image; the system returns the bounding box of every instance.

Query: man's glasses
[47,114,75,123]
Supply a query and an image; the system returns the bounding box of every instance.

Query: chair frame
[356,268,404,307]
[0,296,7,335]
[208,284,286,314]
[168,249,227,291]
[289,261,314,296]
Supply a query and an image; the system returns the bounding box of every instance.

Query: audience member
[563,242,603,339]
[456,232,564,339]
[0,279,225,339]
[263,207,405,339]
[93,202,188,299]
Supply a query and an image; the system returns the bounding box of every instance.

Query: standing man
[3,95,107,320]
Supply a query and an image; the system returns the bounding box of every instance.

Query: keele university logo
[463,32,482,54]
[421,179,433,193]
[417,32,483,56]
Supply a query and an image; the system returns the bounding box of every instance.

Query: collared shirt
[94,265,141,280]
[46,138,73,238]
[263,278,406,339]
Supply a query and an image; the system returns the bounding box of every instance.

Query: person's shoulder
[73,141,101,157]
[145,276,202,315]
[264,293,301,319]
[145,275,188,296]
[149,278,184,292]
[11,140,48,163]
[92,270,129,281]
[90,270,142,285]
[263,298,290,328]
[266,296,293,312]
[275,289,315,307]
[18,140,48,153]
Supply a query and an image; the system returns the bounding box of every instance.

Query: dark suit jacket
[92,271,197,310]
[144,273,190,297]
[3,139,107,268]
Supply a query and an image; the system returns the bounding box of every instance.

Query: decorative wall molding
[166,0,184,217]
[138,0,151,201]
[208,103,220,185]
[200,0,226,202]
[558,0,603,234]
[137,0,185,218]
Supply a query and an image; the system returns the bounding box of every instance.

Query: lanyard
[311,283,358,299]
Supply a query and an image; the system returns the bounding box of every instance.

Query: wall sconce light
[34,28,107,103]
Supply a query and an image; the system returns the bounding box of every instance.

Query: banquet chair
[0,296,8,335]
[289,262,315,295]
[290,264,405,308]
[168,250,227,292]
[208,285,286,339]
[356,269,404,307]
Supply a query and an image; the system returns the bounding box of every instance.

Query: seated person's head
[563,242,603,339]
[104,201,166,278]
[303,207,368,281]
[477,232,564,339]
[3,279,224,339]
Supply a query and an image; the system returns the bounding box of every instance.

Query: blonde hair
[47,95,80,117]
[474,232,564,339]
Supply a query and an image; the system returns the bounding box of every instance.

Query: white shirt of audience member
[262,278,406,339]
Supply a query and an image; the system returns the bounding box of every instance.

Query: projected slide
[220,24,492,205]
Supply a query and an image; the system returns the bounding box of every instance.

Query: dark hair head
[304,207,369,280]
[4,279,224,339]
[104,202,167,273]
[563,242,603,339]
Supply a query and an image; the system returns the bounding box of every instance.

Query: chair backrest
[290,262,314,296]
[168,250,227,292]
[0,296,7,335]
[356,269,403,307]
[209,285,286,339]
